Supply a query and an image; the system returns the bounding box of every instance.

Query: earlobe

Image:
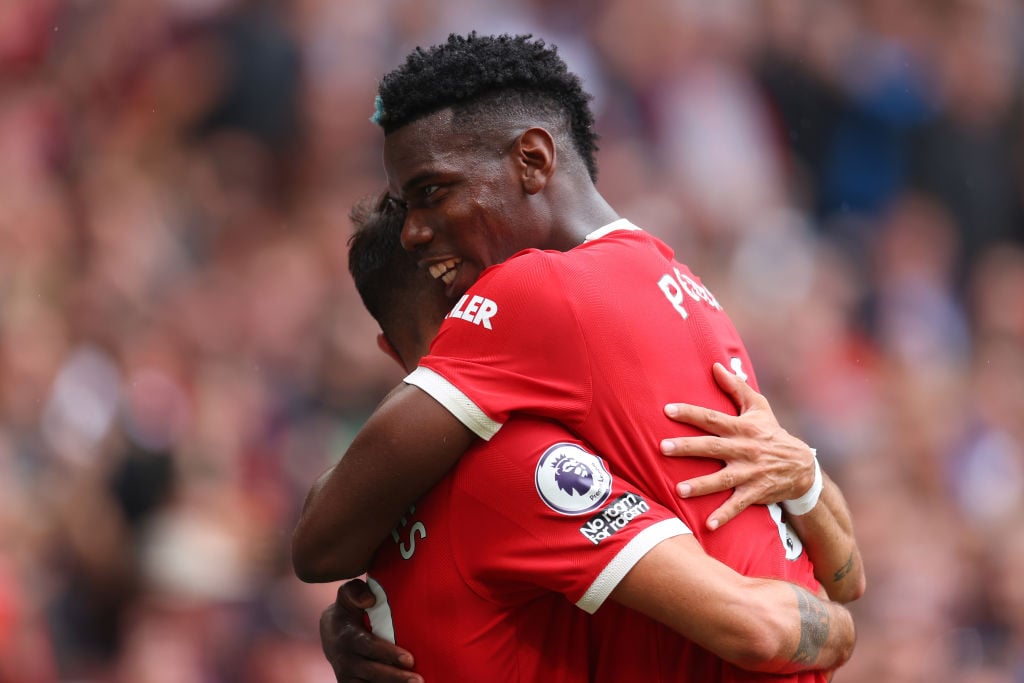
[376,333,407,371]
[516,128,556,195]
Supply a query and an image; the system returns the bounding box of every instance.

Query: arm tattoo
[790,585,830,665]
[833,553,855,583]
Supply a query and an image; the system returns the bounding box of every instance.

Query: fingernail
[677,482,691,497]
[664,404,679,417]
[399,653,414,668]
[660,439,675,454]
[708,517,720,530]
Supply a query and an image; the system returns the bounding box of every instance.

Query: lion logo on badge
[535,443,612,515]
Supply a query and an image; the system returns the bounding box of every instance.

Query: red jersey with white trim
[365,414,688,682]
[406,221,824,681]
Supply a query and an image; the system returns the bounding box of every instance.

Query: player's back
[421,221,811,582]
[555,226,807,578]
[368,468,591,682]
[414,220,823,680]
[547,225,823,681]
[367,413,687,682]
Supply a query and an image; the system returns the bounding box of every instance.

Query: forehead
[382,109,488,193]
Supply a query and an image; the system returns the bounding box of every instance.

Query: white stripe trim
[575,517,692,614]
[404,366,503,441]
[584,219,641,242]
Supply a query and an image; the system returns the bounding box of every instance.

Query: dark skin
[292,111,821,582]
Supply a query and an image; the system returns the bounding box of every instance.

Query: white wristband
[782,450,822,516]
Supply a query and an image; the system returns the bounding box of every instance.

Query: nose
[400,212,434,252]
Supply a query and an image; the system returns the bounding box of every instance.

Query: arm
[659,362,865,602]
[786,473,866,603]
[292,383,476,581]
[314,535,855,683]
[611,533,856,673]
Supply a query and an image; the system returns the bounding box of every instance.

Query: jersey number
[768,503,804,561]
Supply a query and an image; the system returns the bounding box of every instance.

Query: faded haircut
[373,32,600,181]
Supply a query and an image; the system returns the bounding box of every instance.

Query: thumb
[337,579,376,610]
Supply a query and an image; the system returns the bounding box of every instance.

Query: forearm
[292,384,475,582]
[787,474,866,603]
[739,580,856,673]
[610,534,856,673]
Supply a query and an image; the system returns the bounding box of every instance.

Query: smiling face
[383,108,554,298]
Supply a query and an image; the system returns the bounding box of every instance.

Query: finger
[660,435,733,457]
[674,467,752,499]
[342,628,416,669]
[663,402,738,436]
[711,362,765,413]
[339,659,424,683]
[338,579,376,610]
[704,488,755,530]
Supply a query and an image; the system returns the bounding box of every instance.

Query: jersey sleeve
[405,252,592,440]
[449,419,691,615]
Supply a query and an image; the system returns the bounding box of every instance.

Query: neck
[546,181,620,252]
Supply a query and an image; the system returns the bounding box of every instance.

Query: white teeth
[429,258,461,282]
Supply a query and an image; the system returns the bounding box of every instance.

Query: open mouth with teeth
[429,258,461,286]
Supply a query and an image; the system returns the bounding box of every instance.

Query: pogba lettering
[657,267,722,321]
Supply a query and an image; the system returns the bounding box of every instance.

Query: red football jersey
[406,220,824,681]
[366,415,688,682]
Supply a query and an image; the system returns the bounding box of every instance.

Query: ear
[376,333,407,371]
[515,127,556,195]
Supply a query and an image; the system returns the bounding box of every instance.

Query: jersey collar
[584,218,642,242]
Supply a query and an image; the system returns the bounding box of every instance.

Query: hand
[659,362,815,531]
[320,579,423,683]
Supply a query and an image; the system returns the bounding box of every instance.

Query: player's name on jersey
[657,266,722,321]
[446,294,498,329]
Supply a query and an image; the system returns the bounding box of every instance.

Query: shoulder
[460,417,584,470]
[452,417,593,498]
[477,246,566,286]
[440,250,575,334]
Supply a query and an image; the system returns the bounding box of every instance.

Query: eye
[404,182,446,209]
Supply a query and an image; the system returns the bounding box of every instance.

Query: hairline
[383,100,587,175]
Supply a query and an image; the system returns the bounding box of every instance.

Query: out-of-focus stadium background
[1,0,1022,681]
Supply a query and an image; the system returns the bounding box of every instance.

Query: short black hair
[374,33,599,181]
[347,192,416,332]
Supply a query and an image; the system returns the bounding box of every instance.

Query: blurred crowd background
[1,0,1022,681]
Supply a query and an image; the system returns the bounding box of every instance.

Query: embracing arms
[661,362,865,603]
[292,384,476,582]
[612,532,855,673]
[786,473,865,603]
[317,522,857,682]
